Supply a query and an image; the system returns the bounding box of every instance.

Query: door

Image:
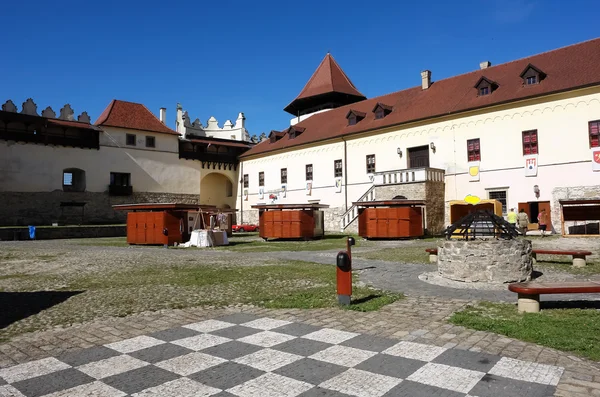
[538,201,552,230]
[408,145,430,168]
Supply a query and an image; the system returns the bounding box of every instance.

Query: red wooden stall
[251,203,329,240]
[355,200,425,239]
[113,203,217,246]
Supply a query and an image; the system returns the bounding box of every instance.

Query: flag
[524,154,538,177]
[468,161,480,182]
[593,148,600,172]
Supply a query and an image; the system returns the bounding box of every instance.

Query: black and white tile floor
[0,314,564,397]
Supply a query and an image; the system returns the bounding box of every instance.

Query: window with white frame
[488,189,508,215]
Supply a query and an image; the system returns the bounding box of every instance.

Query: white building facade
[239,40,600,235]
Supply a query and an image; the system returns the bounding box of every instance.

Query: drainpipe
[342,137,348,212]
[239,160,244,224]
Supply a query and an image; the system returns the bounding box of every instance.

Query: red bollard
[336,236,356,305]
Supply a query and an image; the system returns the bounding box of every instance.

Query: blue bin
[28,226,36,240]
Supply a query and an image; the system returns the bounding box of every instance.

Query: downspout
[239,160,244,224]
[342,137,348,211]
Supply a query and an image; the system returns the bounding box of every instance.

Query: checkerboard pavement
[0,313,564,397]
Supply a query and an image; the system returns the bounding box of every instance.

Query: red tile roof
[187,138,252,148]
[47,119,102,131]
[243,38,600,159]
[94,100,178,135]
[284,54,366,112]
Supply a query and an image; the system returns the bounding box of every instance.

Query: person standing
[507,208,517,228]
[537,209,548,237]
[517,208,529,236]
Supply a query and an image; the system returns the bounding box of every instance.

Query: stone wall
[0,191,200,226]
[0,225,126,241]
[551,184,600,235]
[437,239,533,283]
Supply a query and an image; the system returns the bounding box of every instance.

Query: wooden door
[538,201,552,228]
[135,213,147,244]
[408,145,430,168]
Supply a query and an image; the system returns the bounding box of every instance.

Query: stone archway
[200,172,235,209]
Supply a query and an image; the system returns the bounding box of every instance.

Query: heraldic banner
[524,154,538,177]
[593,148,600,172]
[468,161,480,182]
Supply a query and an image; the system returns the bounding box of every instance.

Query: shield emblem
[594,151,600,164]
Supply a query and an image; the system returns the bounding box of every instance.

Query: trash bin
[28,226,36,240]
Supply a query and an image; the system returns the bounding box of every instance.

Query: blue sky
[2,0,599,137]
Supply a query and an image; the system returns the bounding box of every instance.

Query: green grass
[215,234,363,252]
[71,237,130,247]
[450,302,600,361]
[535,259,600,276]
[353,245,433,264]
[1,259,402,340]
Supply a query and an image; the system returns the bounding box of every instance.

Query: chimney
[159,107,166,124]
[480,61,491,70]
[421,70,431,90]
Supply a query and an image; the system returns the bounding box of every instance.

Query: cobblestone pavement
[0,311,575,397]
[1,299,599,396]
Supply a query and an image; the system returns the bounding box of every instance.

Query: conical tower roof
[284,54,366,116]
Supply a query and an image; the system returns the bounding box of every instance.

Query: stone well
[437,239,533,283]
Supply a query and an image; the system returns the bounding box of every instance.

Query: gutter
[342,137,348,212]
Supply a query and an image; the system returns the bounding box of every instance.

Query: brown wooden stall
[559,199,600,237]
[251,203,329,241]
[113,203,217,245]
[355,200,425,239]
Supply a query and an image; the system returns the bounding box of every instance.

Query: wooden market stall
[113,203,218,246]
[354,200,426,239]
[449,199,503,223]
[251,203,329,240]
[559,199,600,236]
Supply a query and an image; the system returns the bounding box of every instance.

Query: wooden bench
[425,248,438,263]
[532,249,592,268]
[508,282,600,313]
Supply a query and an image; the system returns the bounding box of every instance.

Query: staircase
[340,167,445,231]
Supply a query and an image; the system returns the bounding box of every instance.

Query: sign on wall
[524,154,538,177]
[281,184,287,198]
[468,161,480,182]
[593,148,600,172]
[335,178,342,193]
[306,182,312,196]
[258,187,264,200]
[244,189,248,201]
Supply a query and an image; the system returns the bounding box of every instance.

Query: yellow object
[468,166,479,177]
[507,211,517,224]
[464,194,481,204]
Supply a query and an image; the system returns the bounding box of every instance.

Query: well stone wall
[437,239,533,283]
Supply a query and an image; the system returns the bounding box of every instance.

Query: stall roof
[251,203,330,210]
[353,200,426,207]
[559,199,600,205]
[113,203,218,211]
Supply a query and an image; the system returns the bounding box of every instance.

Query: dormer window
[474,76,498,97]
[269,130,285,143]
[372,103,393,119]
[346,110,366,126]
[288,126,305,139]
[520,63,546,86]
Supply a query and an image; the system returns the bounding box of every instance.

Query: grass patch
[450,301,600,361]
[1,259,402,340]
[535,259,600,276]
[216,234,364,252]
[71,237,129,247]
[353,245,433,264]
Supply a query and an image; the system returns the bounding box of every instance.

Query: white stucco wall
[0,126,238,199]
[240,87,600,230]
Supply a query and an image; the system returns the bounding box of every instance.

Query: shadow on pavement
[0,290,84,329]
